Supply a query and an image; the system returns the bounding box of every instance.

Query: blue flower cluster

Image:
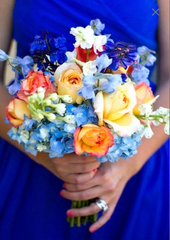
[8,102,98,158]
[30,30,67,72]
[96,132,141,163]
[8,113,141,163]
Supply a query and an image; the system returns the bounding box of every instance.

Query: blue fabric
[0,1,169,239]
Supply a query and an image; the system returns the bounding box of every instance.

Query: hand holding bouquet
[1,19,169,227]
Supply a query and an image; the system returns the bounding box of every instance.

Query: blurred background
[4,40,16,86]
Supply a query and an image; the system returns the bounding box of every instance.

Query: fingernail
[93,169,98,174]
[67,211,74,217]
[60,191,64,197]
[62,182,66,188]
[90,228,96,233]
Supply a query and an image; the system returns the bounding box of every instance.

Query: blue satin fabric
[0,1,169,240]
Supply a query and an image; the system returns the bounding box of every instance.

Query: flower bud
[56,103,66,116]
[59,95,73,103]
[49,93,59,102]
[43,99,52,106]
[47,113,56,121]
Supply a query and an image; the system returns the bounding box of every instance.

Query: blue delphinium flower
[95,73,122,93]
[78,86,95,101]
[10,56,34,76]
[137,46,156,66]
[7,79,21,95]
[90,19,105,35]
[104,41,137,70]
[0,49,11,61]
[96,54,112,73]
[131,66,150,85]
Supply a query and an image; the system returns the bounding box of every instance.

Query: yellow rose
[54,62,83,104]
[94,82,140,136]
[6,98,31,128]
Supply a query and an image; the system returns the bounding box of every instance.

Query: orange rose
[133,82,154,115]
[6,98,31,127]
[17,70,56,102]
[73,124,114,157]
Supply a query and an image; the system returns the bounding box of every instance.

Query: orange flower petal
[73,127,84,155]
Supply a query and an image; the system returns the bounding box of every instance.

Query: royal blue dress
[0,1,169,240]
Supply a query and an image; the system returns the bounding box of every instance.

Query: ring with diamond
[95,199,108,212]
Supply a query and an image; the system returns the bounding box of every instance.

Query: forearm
[127,79,169,175]
[0,82,57,174]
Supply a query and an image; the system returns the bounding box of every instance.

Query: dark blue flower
[30,35,48,55]
[104,41,137,70]
[30,31,67,72]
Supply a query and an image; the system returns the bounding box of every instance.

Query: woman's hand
[49,153,100,184]
[60,158,139,232]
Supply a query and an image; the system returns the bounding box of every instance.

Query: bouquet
[1,19,169,227]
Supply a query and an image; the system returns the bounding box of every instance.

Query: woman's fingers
[64,170,97,184]
[59,154,98,164]
[89,203,116,233]
[67,202,100,217]
[66,192,114,217]
[60,186,103,201]
[64,170,99,191]
[67,161,100,174]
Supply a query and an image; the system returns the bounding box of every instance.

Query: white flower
[157,107,169,115]
[56,103,66,116]
[142,125,154,139]
[139,96,159,117]
[93,35,107,54]
[66,49,77,62]
[82,61,97,75]
[70,26,95,49]
[139,104,153,117]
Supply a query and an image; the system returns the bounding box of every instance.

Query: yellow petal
[93,91,104,126]
[104,113,140,137]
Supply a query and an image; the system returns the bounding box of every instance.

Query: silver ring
[96,199,108,212]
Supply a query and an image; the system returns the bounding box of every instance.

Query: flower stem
[86,49,90,62]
